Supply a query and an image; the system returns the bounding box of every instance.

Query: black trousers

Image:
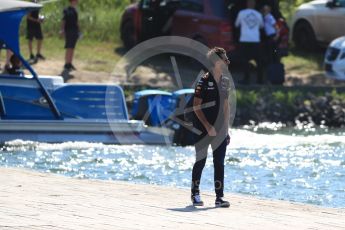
[27,25,43,40]
[239,42,264,84]
[191,136,227,198]
[64,31,79,49]
[264,34,280,64]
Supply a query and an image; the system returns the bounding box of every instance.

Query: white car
[292,0,345,50]
[324,36,345,80]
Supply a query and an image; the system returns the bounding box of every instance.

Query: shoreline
[121,84,345,128]
[0,167,344,229]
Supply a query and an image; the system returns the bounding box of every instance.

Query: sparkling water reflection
[1,128,344,208]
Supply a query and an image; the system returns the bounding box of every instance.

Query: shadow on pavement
[168,205,217,212]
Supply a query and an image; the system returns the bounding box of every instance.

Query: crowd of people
[234,0,288,85]
[0,0,80,76]
[0,0,287,85]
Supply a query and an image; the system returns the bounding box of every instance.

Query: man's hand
[207,126,217,137]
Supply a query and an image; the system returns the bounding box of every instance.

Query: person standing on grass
[27,0,45,63]
[191,47,231,208]
[60,0,79,71]
[235,0,264,84]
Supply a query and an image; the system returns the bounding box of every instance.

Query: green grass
[19,36,123,72]
[20,0,132,43]
[279,0,325,75]
[236,90,258,106]
[331,89,345,100]
[271,90,303,108]
[16,36,326,79]
[16,0,131,72]
[235,87,345,109]
[233,86,345,126]
[282,48,325,74]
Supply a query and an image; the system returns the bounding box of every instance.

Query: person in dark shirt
[191,47,231,208]
[60,0,79,71]
[26,0,45,62]
[5,54,24,77]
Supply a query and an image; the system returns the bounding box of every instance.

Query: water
[1,126,344,208]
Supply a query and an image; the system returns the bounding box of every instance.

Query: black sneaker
[36,53,46,60]
[70,64,77,71]
[29,54,37,63]
[64,63,70,69]
[64,63,73,71]
[215,197,230,208]
[191,194,204,206]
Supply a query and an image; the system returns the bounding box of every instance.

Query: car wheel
[293,21,317,51]
[121,21,136,50]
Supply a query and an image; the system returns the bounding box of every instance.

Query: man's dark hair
[247,0,256,8]
[10,55,21,68]
[207,47,226,65]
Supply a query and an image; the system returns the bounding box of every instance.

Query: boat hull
[0,120,173,145]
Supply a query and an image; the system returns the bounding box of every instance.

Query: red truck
[120,0,288,55]
[120,0,237,51]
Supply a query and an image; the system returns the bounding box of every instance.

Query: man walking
[235,0,264,84]
[191,47,231,208]
[60,0,79,71]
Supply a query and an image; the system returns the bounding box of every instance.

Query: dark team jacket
[193,72,231,135]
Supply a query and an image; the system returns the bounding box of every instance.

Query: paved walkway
[0,168,344,230]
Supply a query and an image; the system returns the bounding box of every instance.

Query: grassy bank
[282,48,324,75]
[237,86,345,105]
[21,0,132,43]
[16,36,325,78]
[235,86,345,127]
[19,36,123,72]
[122,85,345,127]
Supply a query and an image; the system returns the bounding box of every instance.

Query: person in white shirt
[235,0,264,84]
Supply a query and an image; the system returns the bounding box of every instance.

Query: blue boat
[131,90,173,126]
[0,0,172,144]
